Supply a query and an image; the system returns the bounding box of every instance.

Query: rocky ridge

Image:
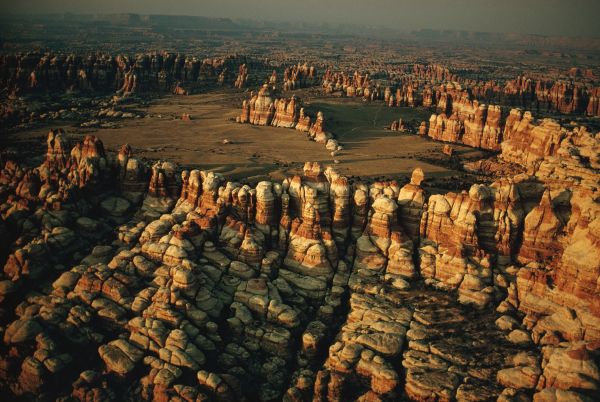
[0,125,598,401]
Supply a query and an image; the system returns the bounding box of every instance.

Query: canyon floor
[2,90,485,184]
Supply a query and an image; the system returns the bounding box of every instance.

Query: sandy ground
[2,90,487,183]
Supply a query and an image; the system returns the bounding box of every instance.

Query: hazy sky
[3,0,600,37]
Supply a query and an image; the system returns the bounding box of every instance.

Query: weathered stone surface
[0,127,598,402]
[4,319,43,344]
[99,339,144,375]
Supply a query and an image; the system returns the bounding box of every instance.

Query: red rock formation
[220,218,265,269]
[502,108,524,142]
[515,188,600,344]
[118,69,137,95]
[238,99,250,124]
[547,81,586,114]
[247,85,275,126]
[295,108,311,132]
[234,63,248,89]
[148,162,179,197]
[0,52,265,101]
[178,169,203,211]
[500,114,563,168]
[499,75,599,116]
[352,194,416,287]
[142,161,180,217]
[1,128,599,402]
[398,168,426,241]
[442,145,454,156]
[389,119,405,132]
[322,69,373,98]
[313,293,406,400]
[271,96,299,128]
[422,86,436,107]
[255,180,280,240]
[461,104,503,150]
[518,190,564,265]
[117,144,148,204]
[425,96,504,150]
[418,179,528,308]
[587,87,600,116]
[326,168,351,252]
[278,163,339,301]
[436,92,452,115]
[229,183,255,224]
[427,113,463,144]
[195,170,224,229]
[44,129,72,171]
[308,112,331,143]
[67,135,109,189]
[172,83,188,95]
[283,63,316,91]
[268,70,277,85]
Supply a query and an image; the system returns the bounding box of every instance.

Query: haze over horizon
[2,0,600,38]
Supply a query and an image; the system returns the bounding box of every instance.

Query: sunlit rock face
[461,103,503,150]
[0,123,598,402]
[398,168,426,241]
[308,111,333,144]
[2,52,257,102]
[295,107,311,132]
[425,100,504,151]
[271,96,299,128]
[248,84,276,126]
[237,91,339,154]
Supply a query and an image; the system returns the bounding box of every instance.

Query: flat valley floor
[2,89,487,183]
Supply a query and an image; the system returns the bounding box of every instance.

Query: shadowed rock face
[0,52,275,98]
[234,63,249,89]
[0,125,598,402]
